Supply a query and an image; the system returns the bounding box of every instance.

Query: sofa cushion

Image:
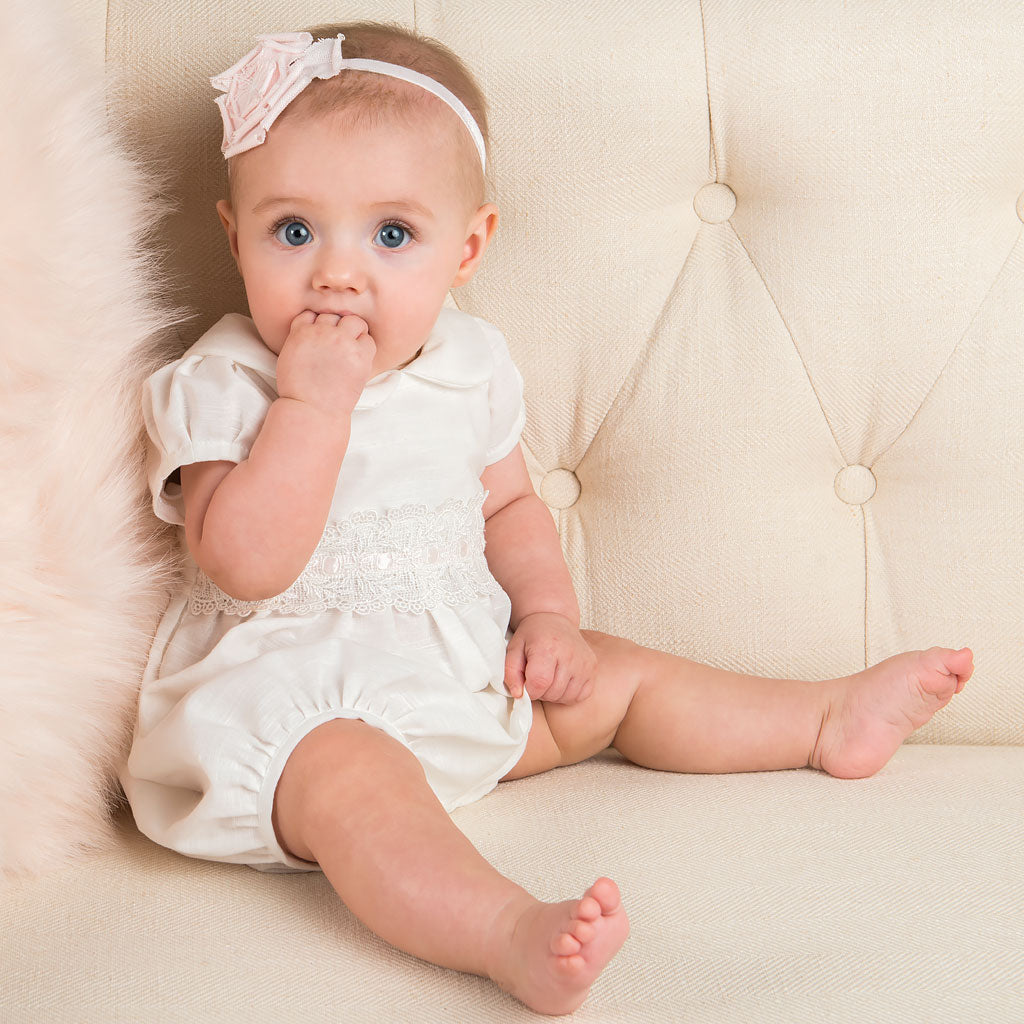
[4,746,1022,1022]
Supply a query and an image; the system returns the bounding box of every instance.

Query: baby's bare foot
[488,878,629,1015]
[811,647,974,779]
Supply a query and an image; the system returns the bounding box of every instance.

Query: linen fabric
[121,308,533,870]
[8,746,1024,1022]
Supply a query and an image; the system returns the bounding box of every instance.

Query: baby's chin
[248,315,287,355]
[368,336,424,376]
[253,329,285,356]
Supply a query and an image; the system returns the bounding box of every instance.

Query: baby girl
[121,22,974,1016]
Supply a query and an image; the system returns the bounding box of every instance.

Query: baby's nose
[312,245,367,292]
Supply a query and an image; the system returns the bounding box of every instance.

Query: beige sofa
[3,0,1022,1021]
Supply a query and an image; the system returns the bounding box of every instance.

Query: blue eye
[376,223,410,249]
[274,220,312,246]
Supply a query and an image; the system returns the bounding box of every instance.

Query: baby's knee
[273,717,424,858]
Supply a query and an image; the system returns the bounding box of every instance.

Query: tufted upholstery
[101,0,1023,744]
[5,1,1021,1021]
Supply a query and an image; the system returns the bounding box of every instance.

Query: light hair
[227,22,490,209]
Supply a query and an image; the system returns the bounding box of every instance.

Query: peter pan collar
[186,307,492,411]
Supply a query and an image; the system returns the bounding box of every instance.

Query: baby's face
[217,108,495,374]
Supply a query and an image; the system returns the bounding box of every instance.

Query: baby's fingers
[339,313,371,338]
[524,649,558,700]
[504,638,527,698]
[290,309,318,331]
[551,667,588,705]
[570,675,595,704]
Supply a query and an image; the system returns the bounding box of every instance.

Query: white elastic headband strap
[211,32,487,171]
[337,56,487,172]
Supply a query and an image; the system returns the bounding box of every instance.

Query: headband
[211,32,487,171]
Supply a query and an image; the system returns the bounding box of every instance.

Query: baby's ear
[453,202,499,286]
[215,199,241,264]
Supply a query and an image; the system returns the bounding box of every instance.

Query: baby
[121,22,974,1016]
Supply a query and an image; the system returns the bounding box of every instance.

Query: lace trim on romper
[187,493,502,617]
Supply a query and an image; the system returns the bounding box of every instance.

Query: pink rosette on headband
[211,32,343,158]
[211,31,487,169]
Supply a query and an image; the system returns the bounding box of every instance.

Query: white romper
[120,308,534,872]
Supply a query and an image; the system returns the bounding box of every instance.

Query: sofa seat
[5,745,1022,1022]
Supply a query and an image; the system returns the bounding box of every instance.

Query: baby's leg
[506,634,973,781]
[271,718,628,1016]
[610,640,973,778]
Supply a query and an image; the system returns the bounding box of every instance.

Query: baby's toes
[570,919,597,945]
[914,650,960,701]
[947,647,974,690]
[929,647,973,686]
[586,878,622,915]
[551,931,582,957]
[575,894,603,923]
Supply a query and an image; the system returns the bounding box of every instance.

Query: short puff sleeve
[479,319,526,465]
[142,354,275,525]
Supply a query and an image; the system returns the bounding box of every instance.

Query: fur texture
[0,0,187,877]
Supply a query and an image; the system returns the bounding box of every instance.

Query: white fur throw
[0,0,184,878]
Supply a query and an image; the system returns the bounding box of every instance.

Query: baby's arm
[181,312,375,601]
[482,446,596,702]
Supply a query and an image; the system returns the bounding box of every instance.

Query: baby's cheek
[246,298,290,354]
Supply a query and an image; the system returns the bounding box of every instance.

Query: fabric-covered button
[693,182,736,223]
[834,464,877,504]
[541,468,581,509]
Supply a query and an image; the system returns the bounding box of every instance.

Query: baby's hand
[504,612,597,704]
[276,311,376,418]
